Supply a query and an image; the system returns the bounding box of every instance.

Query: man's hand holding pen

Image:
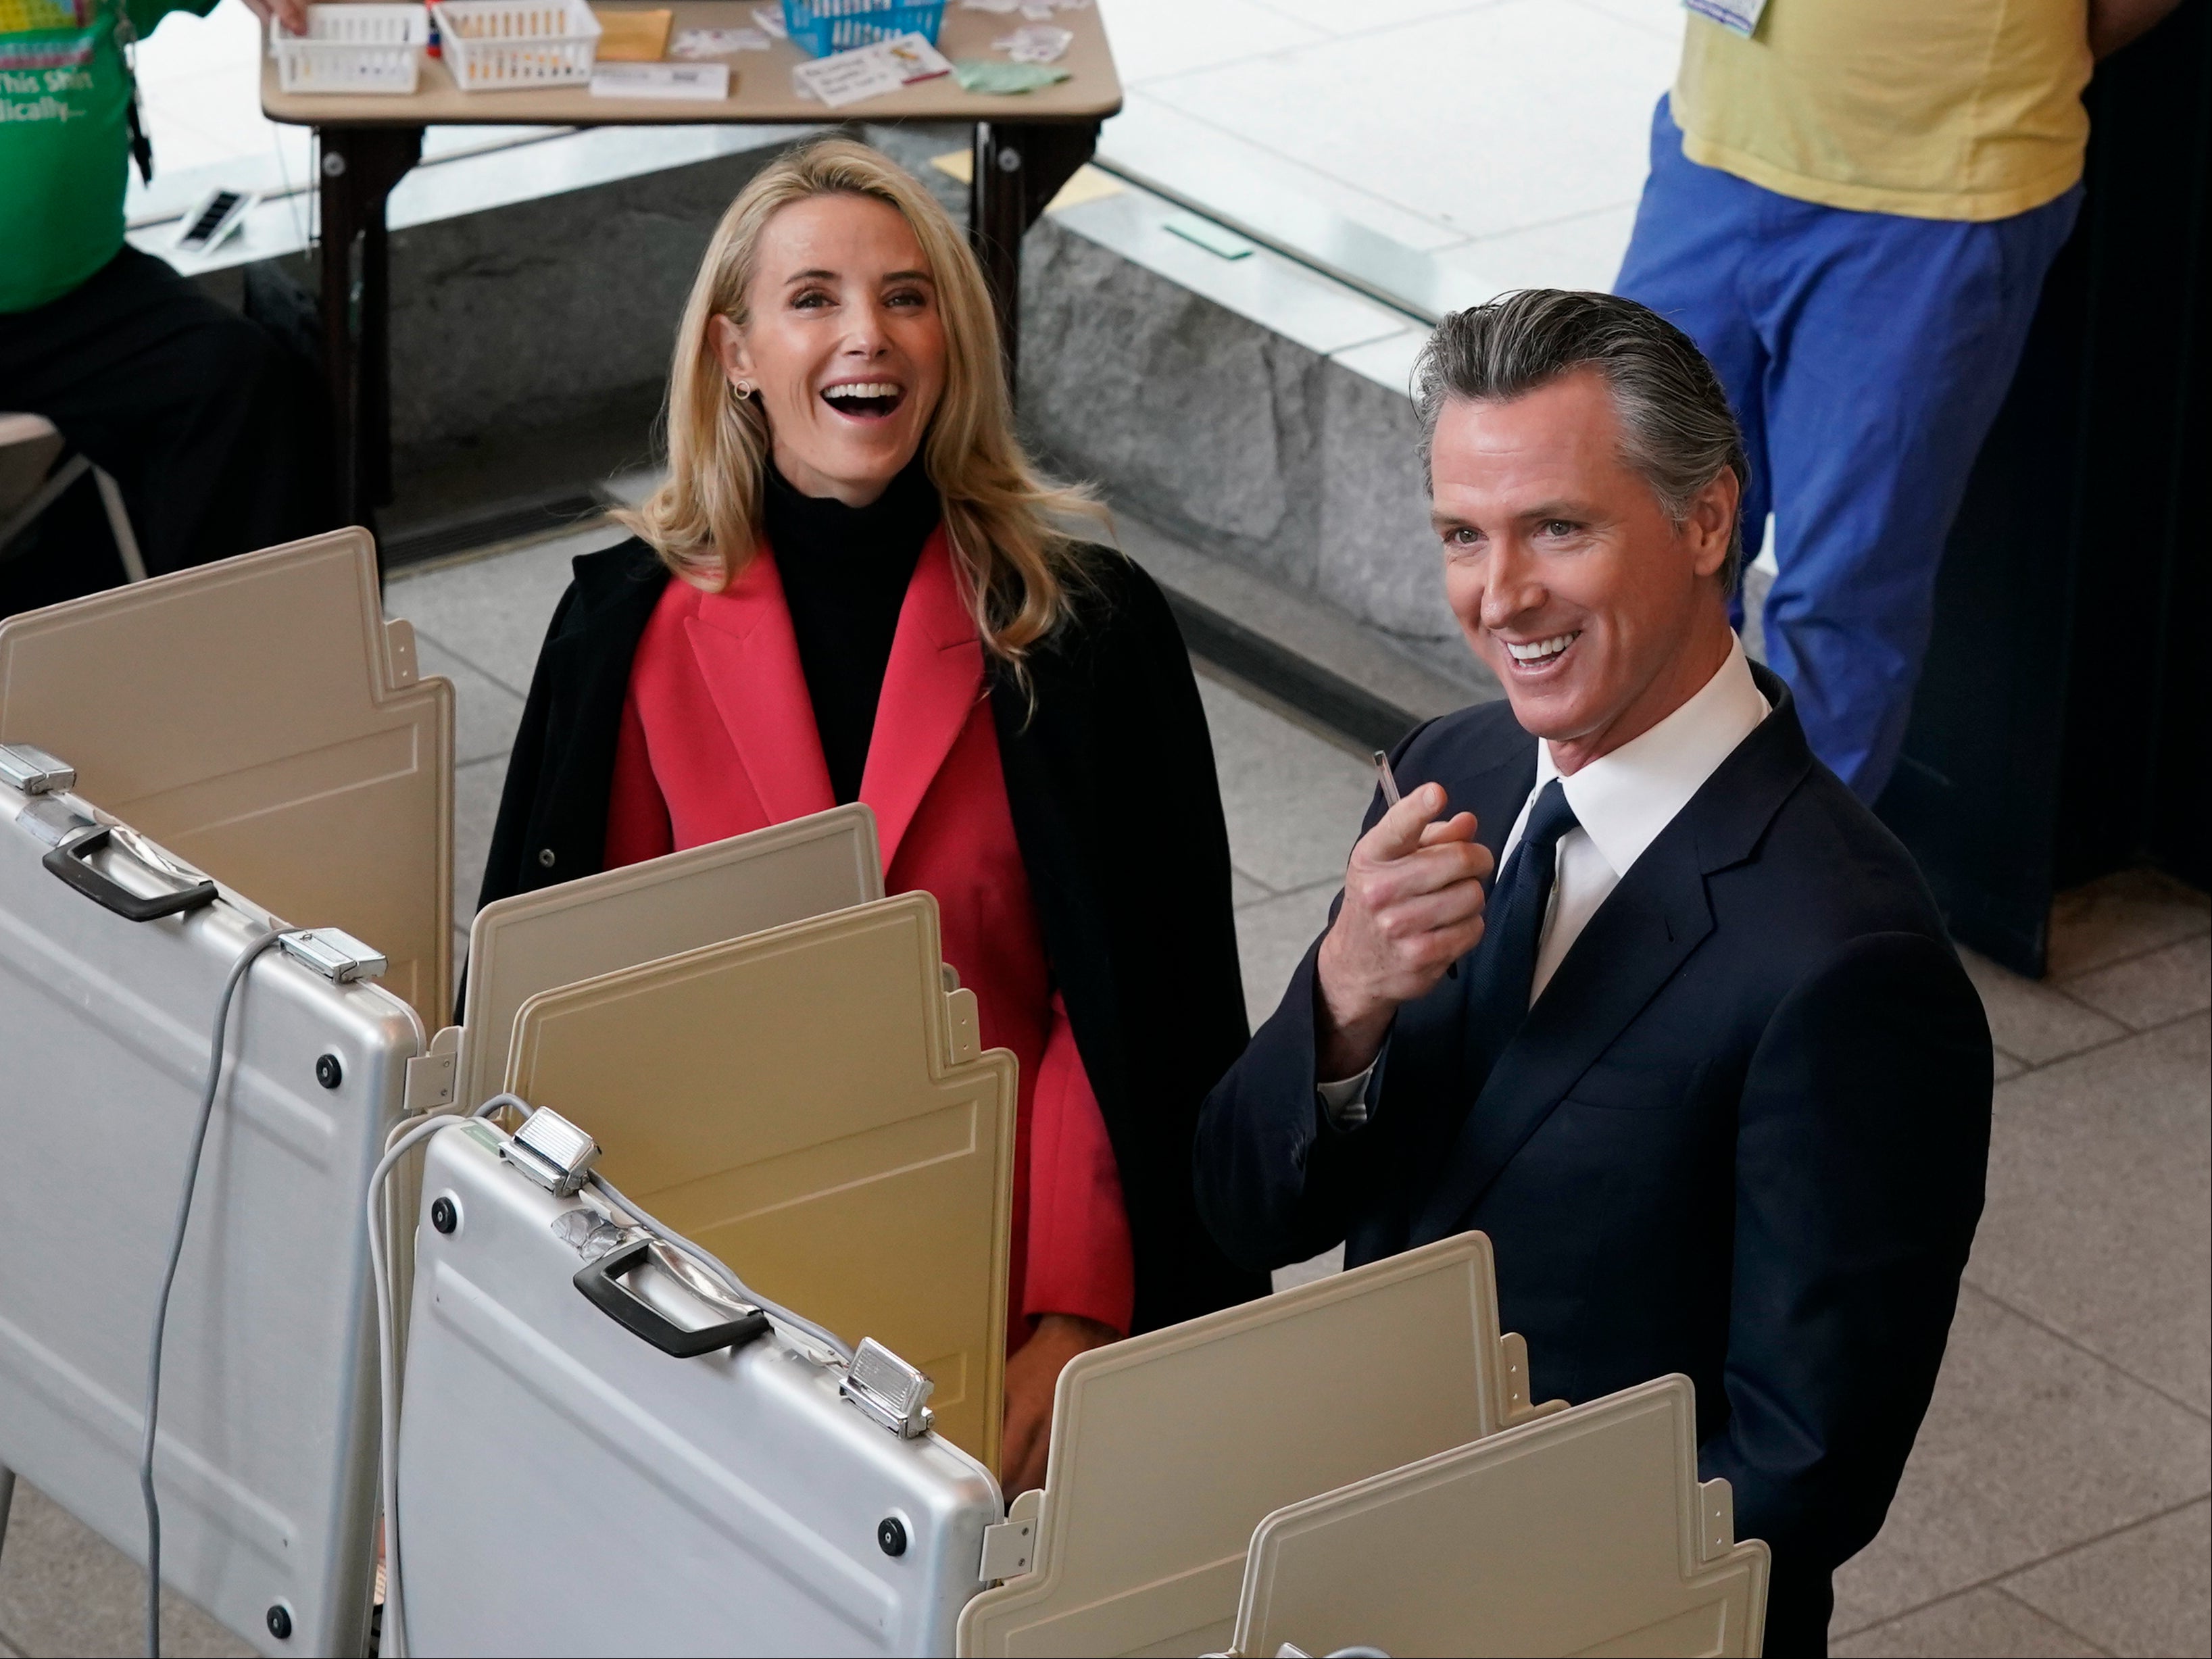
[1314,778,1494,1082]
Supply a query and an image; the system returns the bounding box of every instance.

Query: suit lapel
[859,527,983,871]
[683,548,837,826]
[1407,677,1814,1244]
[1410,841,1715,1244]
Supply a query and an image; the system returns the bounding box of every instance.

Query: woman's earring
[733,379,753,400]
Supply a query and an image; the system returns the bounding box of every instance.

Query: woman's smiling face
[713,192,948,507]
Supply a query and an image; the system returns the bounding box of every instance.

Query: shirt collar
[1531,637,1771,879]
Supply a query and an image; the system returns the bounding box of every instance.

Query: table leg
[316,126,422,540]
[968,120,1101,396]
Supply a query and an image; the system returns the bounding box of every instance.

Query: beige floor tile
[412,635,527,768]
[2004,1500,2210,1659]
[1961,949,2128,1066]
[1968,1016,2211,1412]
[2046,870,2211,981]
[1232,881,1340,1033]
[1829,1287,2211,1633]
[1198,673,1373,895]
[1231,868,1274,906]
[1831,1587,2100,1657]
[384,523,628,696]
[0,1483,250,1659]
[2061,936,2212,1033]
[451,754,510,937]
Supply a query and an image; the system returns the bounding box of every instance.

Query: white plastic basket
[431,0,601,91]
[271,3,429,95]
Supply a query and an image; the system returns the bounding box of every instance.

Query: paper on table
[951,57,1066,93]
[589,59,730,97]
[789,31,950,107]
[591,6,672,60]
[671,24,768,55]
[992,21,1070,61]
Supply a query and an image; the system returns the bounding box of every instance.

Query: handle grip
[43,826,218,922]
[574,1239,768,1358]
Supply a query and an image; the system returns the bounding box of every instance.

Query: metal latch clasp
[0,743,74,796]
[502,1106,601,1197]
[279,928,388,983]
[841,1338,935,1438]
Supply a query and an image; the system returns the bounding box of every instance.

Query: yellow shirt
[1672,0,2092,222]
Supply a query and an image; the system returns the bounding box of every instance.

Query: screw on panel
[430,1196,458,1235]
[997,146,1022,172]
[266,1603,293,1639]
[538,847,557,867]
[315,1054,343,1089]
[877,1516,908,1556]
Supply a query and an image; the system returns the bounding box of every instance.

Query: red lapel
[683,547,837,828]
[860,526,985,871]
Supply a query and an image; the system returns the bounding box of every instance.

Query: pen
[1375,748,1460,978]
[1372,749,1401,807]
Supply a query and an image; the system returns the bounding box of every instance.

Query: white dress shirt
[1319,639,1770,1125]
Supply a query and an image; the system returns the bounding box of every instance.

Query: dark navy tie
[1461,778,1581,1091]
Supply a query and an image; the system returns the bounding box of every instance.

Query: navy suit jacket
[1194,668,1992,1656]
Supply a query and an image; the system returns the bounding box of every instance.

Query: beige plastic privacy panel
[1231,1375,1769,1658]
[502,892,1013,1469]
[0,529,452,1022]
[458,804,881,1112]
[957,1231,1565,1659]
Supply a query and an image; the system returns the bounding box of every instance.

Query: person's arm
[1702,932,1992,1630]
[240,0,308,37]
[1000,995,1131,1495]
[2089,0,2182,58]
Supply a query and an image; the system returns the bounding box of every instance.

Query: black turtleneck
[764,453,941,806]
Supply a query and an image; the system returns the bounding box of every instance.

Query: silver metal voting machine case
[0,530,453,1655]
[397,1118,1001,1656]
[0,768,419,1656]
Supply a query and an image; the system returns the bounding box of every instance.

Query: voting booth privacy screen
[0,535,1771,1658]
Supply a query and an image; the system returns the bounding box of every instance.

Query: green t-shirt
[0,0,216,314]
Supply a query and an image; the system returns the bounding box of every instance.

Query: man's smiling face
[1431,368,1738,772]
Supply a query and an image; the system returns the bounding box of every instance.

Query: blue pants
[1615,98,2080,800]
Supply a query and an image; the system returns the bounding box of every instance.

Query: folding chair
[0,412,149,583]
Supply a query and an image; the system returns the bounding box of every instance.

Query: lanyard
[110,0,155,183]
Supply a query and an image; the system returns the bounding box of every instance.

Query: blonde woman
[478,139,1264,1491]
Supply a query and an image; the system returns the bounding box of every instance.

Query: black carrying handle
[44,826,218,922]
[574,1239,768,1358]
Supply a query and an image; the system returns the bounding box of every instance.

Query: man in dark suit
[1194,291,1992,1656]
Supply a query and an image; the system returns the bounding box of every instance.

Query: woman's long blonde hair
[618,137,1106,671]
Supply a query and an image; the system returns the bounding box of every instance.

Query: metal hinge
[403,1049,456,1114]
[978,1514,1035,1582]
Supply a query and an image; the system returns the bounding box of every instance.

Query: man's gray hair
[1413,289,1752,588]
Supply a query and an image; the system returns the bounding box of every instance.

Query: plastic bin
[431,0,600,90]
[781,0,945,58]
[270,3,428,95]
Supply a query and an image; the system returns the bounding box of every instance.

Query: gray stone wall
[1016,214,1485,694]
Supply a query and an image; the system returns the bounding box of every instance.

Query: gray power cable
[366,1095,855,1656]
[141,925,284,1659]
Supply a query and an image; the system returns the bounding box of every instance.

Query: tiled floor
[1,527,2203,1656]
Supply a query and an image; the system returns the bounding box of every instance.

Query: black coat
[1194,668,1993,1657]
[481,537,1268,1333]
